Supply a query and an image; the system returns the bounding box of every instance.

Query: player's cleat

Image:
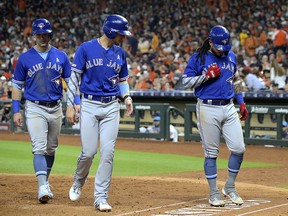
[222,188,244,205]
[209,195,225,207]
[38,184,50,204]
[96,200,112,212]
[46,182,54,199]
[69,183,82,201]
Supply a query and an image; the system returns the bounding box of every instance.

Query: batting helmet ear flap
[102,25,117,39]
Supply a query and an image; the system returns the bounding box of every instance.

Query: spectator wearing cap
[282,121,288,139]
[139,116,178,142]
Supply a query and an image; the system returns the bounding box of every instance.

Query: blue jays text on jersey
[13,46,71,101]
[71,39,129,97]
[183,50,238,100]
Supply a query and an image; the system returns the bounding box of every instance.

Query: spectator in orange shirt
[243,30,260,57]
[271,22,288,54]
[150,31,159,51]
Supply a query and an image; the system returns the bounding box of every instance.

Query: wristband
[123,95,132,102]
[235,93,244,105]
[119,83,129,97]
[74,94,81,105]
[12,100,20,113]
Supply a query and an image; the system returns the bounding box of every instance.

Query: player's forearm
[12,87,22,100]
[233,72,244,94]
[67,70,81,107]
[182,75,206,90]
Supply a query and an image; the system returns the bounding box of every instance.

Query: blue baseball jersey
[184,51,237,100]
[71,39,129,96]
[13,46,71,101]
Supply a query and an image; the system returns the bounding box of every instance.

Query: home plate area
[151,199,271,216]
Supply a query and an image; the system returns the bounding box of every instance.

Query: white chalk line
[236,202,288,216]
[114,198,207,216]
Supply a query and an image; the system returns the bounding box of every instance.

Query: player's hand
[13,113,23,127]
[205,65,221,79]
[239,103,248,121]
[74,105,80,123]
[125,97,133,117]
[66,106,76,125]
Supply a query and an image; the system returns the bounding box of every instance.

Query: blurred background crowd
[0,0,288,105]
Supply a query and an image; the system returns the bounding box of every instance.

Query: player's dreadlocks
[195,38,210,65]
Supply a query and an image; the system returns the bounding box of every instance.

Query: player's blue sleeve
[66,71,81,107]
[71,44,86,73]
[119,50,129,81]
[62,52,72,80]
[227,51,238,74]
[13,55,26,83]
[182,53,206,90]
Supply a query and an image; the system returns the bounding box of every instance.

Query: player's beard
[113,38,122,46]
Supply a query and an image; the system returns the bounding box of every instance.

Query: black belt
[202,99,232,106]
[83,94,117,103]
[30,100,60,108]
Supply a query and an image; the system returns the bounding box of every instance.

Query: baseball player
[65,14,133,212]
[183,25,249,207]
[140,116,179,142]
[12,18,71,204]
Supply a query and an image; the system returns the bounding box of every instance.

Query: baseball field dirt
[0,131,287,216]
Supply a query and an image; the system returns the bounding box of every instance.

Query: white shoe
[38,185,50,204]
[222,188,244,205]
[69,183,82,201]
[96,201,112,212]
[46,182,54,199]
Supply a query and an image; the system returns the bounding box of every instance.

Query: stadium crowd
[0,0,288,100]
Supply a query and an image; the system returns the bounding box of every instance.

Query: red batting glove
[239,103,249,121]
[205,65,221,79]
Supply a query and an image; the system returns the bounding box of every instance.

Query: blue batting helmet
[209,25,231,52]
[32,18,53,36]
[102,14,132,39]
[154,116,161,121]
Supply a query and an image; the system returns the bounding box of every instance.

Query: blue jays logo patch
[222,39,229,44]
[109,76,119,88]
[37,23,45,29]
[51,76,62,88]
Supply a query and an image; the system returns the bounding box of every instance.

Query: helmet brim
[34,29,53,35]
[213,43,231,52]
[118,30,132,37]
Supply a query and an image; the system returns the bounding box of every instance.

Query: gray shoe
[209,195,225,207]
[222,187,244,205]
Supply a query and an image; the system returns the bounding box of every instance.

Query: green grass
[0,140,279,176]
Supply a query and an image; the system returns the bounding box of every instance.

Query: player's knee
[203,149,219,158]
[46,148,57,155]
[101,151,114,162]
[231,146,246,154]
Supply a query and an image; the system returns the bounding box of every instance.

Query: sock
[225,152,244,192]
[204,157,219,197]
[45,155,55,181]
[34,154,47,187]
